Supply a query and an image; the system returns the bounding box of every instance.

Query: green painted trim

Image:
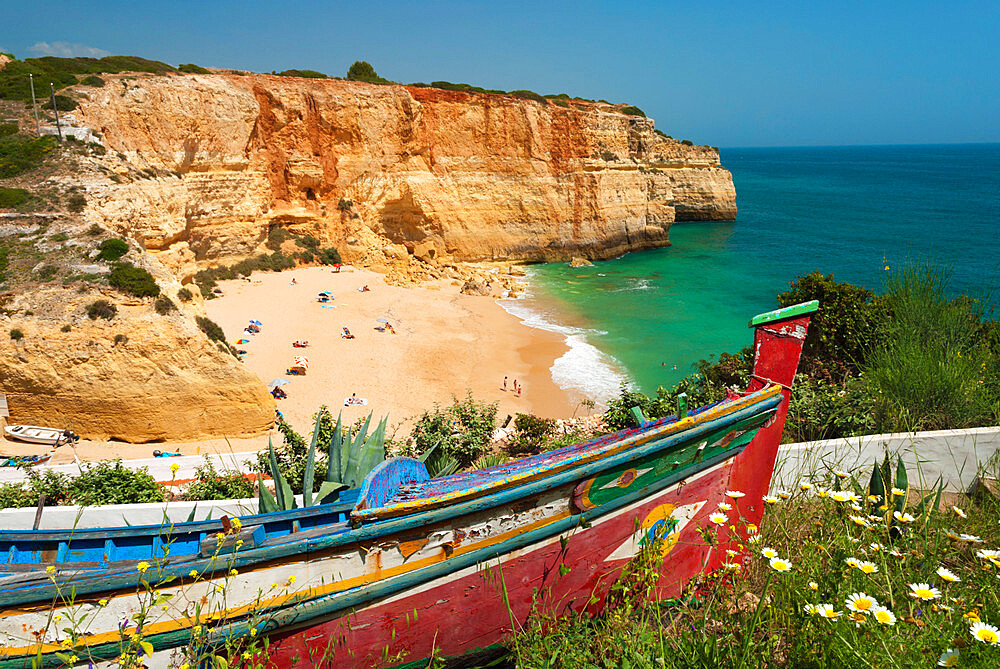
[390,643,507,668]
[749,300,819,327]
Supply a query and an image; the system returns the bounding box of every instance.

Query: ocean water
[504,144,1000,399]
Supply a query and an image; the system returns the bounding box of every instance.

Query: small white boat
[3,425,72,446]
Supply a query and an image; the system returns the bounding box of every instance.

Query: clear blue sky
[3,1,998,147]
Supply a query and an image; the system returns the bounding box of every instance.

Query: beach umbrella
[376,318,389,323]
[236,339,250,344]
[268,379,290,387]
[318,292,333,297]
[249,320,262,325]
[333,263,343,268]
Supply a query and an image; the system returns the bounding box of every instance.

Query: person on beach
[503,376,508,391]
[517,385,522,398]
[513,379,518,394]
[291,278,297,285]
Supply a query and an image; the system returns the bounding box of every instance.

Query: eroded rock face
[0,284,275,442]
[76,74,736,273]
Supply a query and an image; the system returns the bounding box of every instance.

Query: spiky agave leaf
[315,480,348,504]
[344,413,373,487]
[302,412,324,506]
[915,478,944,531]
[258,465,278,514]
[894,456,909,513]
[868,458,885,505]
[356,416,388,484]
[327,412,344,484]
[268,436,296,511]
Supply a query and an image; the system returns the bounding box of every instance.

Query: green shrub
[153,295,175,314]
[0,134,57,178]
[601,150,617,161]
[318,247,342,265]
[551,99,570,108]
[86,299,116,320]
[60,324,71,332]
[410,392,497,466]
[681,139,694,146]
[196,316,227,343]
[96,238,128,261]
[0,122,16,136]
[266,227,290,251]
[509,413,557,453]
[113,333,128,345]
[69,460,164,505]
[297,250,315,263]
[35,264,58,281]
[346,61,389,84]
[177,287,193,302]
[337,198,353,211]
[509,90,546,103]
[86,223,103,236]
[178,64,210,74]
[866,263,997,432]
[785,374,875,442]
[296,234,320,250]
[181,459,256,501]
[0,55,175,105]
[276,69,327,79]
[9,328,23,340]
[0,187,30,208]
[42,94,77,111]
[654,129,672,139]
[620,105,646,117]
[66,192,87,212]
[79,75,104,87]
[108,262,159,297]
[49,232,69,242]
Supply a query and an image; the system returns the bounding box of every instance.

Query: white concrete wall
[773,426,1000,492]
[0,497,260,530]
[0,451,260,486]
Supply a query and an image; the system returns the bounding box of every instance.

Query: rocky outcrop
[0,283,275,442]
[74,74,736,275]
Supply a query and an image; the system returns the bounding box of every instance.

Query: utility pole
[49,83,62,141]
[29,74,41,136]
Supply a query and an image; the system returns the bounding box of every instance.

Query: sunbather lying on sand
[341,327,355,339]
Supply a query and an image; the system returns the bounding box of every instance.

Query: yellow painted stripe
[0,508,573,658]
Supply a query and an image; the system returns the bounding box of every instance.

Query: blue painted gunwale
[0,389,780,610]
[0,422,762,669]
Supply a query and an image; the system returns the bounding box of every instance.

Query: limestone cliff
[74,74,736,277]
[1,282,275,443]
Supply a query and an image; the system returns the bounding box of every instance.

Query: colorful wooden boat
[2,425,75,446]
[0,301,818,668]
[0,453,52,468]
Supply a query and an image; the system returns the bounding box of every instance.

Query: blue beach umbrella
[267,379,290,388]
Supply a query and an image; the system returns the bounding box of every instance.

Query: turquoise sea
[501,144,1000,399]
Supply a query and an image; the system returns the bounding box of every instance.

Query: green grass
[0,54,176,103]
[0,186,30,208]
[0,134,58,178]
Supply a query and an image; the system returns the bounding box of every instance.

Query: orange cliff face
[75,74,736,275]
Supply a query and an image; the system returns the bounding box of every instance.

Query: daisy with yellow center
[769,556,792,572]
[891,487,906,496]
[747,532,762,545]
[816,488,829,498]
[808,581,819,591]
[799,482,813,491]
[725,549,737,557]
[945,530,962,541]
[844,557,861,569]
[845,592,877,613]
[937,649,960,667]
[830,491,851,503]
[848,515,870,528]
[718,502,733,512]
[869,542,884,552]
[814,604,841,619]
[721,562,741,572]
[893,511,915,523]
[763,495,779,504]
[908,583,942,600]
[776,490,791,500]
[761,547,778,559]
[834,470,849,479]
[708,512,728,525]
[951,506,967,519]
[850,503,864,512]
[970,621,1000,645]
[960,533,983,543]
[866,494,880,503]
[726,490,745,499]
[856,560,878,575]
[937,567,960,583]
[871,606,896,625]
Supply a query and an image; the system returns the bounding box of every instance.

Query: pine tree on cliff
[346,61,389,84]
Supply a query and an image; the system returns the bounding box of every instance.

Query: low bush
[266,227,291,251]
[337,198,353,211]
[410,392,497,466]
[86,223,103,235]
[153,295,176,314]
[42,94,77,111]
[50,232,69,242]
[96,238,128,261]
[9,328,23,340]
[177,287,193,302]
[620,105,646,117]
[0,187,30,208]
[317,247,342,265]
[681,139,694,146]
[276,69,327,79]
[60,324,71,332]
[508,413,557,453]
[66,192,87,212]
[196,315,227,344]
[181,460,256,501]
[35,264,58,281]
[108,262,159,297]
[509,90,546,104]
[70,460,164,505]
[0,122,16,136]
[0,134,57,178]
[346,61,389,84]
[79,75,104,87]
[296,234,320,250]
[178,64,210,74]
[85,299,116,320]
[113,333,128,345]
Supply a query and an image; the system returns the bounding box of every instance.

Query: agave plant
[259,412,388,513]
[867,453,943,534]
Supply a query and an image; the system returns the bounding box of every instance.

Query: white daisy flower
[960,533,983,543]
[908,582,942,600]
[845,592,877,614]
[937,567,961,583]
[893,511,915,524]
[761,547,778,559]
[970,621,1000,645]
[856,560,878,575]
[768,556,792,572]
[871,605,896,626]
[718,502,733,512]
[799,481,813,491]
[708,512,728,525]
[726,490,745,499]
[763,495,779,504]
[891,487,906,496]
[937,649,960,667]
[830,491,851,503]
[951,506,967,519]
[776,490,791,500]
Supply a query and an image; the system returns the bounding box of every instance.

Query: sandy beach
[1,266,584,464]
[203,266,579,437]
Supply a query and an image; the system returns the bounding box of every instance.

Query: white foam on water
[498,288,627,405]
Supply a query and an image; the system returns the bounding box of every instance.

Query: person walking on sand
[517,385,522,398]
[503,376,508,391]
[513,379,518,394]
